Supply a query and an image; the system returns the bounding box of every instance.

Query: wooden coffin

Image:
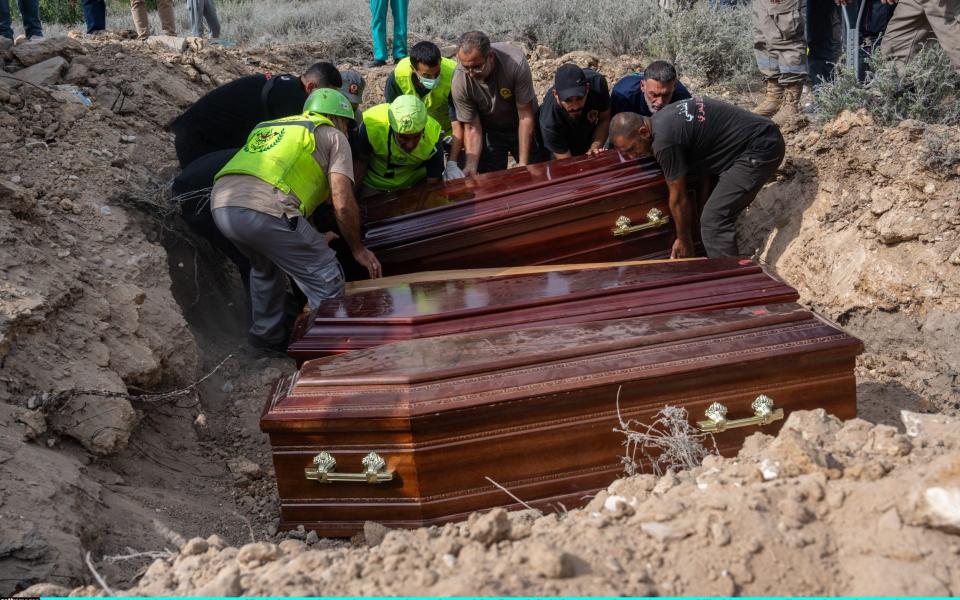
[334,152,683,279]
[287,257,800,363]
[262,303,862,535]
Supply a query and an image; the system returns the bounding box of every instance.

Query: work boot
[772,82,804,124]
[753,79,784,118]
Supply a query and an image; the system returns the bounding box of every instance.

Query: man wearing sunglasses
[353,95,445,197]
[451,30,546,176]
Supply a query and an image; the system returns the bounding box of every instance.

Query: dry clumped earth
[0,33,957,596]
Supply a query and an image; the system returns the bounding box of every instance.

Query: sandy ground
[0,32,957,595]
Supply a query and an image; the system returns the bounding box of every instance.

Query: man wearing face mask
[609,98,784,260]
[539,64,612,159]
[210,88,382,353]
[610,60,692,118]
[385,41,464,180]
[451,30,547,176]
[353,95,445,197]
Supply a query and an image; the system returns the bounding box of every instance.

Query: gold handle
[304,451,394,484]
[611,208,671,237]
[697,395,784,433]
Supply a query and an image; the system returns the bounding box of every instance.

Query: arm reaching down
[329,172,382,278]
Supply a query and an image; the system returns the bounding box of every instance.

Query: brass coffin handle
[304,451,394,484]
[697,394,784,433]
[611,208,671,237]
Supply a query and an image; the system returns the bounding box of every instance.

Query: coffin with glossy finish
[287,257,799,362]
[263,303,861,535]
[335,152,681,279]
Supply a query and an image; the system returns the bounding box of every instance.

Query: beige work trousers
[880,0,960,71]
[752,0,810,84]
[131,0,176,40]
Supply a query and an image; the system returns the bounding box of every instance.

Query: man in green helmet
[353,95,445,197]
[385,41,464,180]
[211,88,382,353]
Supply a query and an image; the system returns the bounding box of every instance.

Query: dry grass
[614,388,718,477]
[40,0,759,81]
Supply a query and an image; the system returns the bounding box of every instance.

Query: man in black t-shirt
[539,64,611,159]
[610,97,785,259]
[170,62,342,168]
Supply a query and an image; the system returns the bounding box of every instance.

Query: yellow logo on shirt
[499,87,513,100]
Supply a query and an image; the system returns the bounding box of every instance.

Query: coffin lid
[360,153,664,248]
[286,303,860,396]
[306,257,776,325]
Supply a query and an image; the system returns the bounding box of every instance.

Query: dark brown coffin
[337,152,681,279]
[287,257,800,363]
[263,303,862,535]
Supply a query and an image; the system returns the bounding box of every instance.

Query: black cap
[554,64,587,101]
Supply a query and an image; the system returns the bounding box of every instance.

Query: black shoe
[366,59,387,68]
[246,334,289,356]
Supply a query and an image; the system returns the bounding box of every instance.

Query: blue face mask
[419,75,439,90]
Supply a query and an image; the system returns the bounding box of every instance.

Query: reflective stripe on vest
[393,57,456,133]
[362,103,442,192]
[214,112,333,218]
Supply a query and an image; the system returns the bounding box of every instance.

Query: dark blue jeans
[82,0,106,33]
[0,0,43,39]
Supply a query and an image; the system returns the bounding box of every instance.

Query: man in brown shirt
[451,31,547,175]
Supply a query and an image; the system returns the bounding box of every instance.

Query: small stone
[120,134,137,143]
[221,381,235,393]
[236,542,280,564]
[194,565,241,596]
[180,537,208,556]
[59,198,74,211]
[363,520,390,546]
[469,507,511,546]
[227,456,261,479]
[278,539,306,555]
[46,437,56,448]
[305,530,319,544]
[923,182,936,194]
[710,521,732,546]
[100,206,111,216]
[266,524,278,537]
[206,533,227,549]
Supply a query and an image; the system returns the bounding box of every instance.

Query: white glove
[443,160,465,181]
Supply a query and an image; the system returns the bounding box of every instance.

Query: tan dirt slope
[0,34,957,595]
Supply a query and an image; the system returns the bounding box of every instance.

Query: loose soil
[0,33,957,596]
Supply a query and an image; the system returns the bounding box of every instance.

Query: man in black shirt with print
[170,62,342,168]
[610,97,784,259]
[538,64,611,159]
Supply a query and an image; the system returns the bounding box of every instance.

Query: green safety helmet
[388,95,428,134]
[303,88,355,121]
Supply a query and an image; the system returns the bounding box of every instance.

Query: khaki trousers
[880,0,960,71]
[131,0,176,40]
[752,0,810,84]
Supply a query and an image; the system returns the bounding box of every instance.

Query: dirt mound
[29,409,960,597]
[741,112,960,419]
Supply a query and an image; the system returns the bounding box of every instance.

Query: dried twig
[152,519,187,550]
[84,551,114,596]
[613,385,718,477]
[485,476,544,517]
[103,549,174,563]
[48,354,233,409]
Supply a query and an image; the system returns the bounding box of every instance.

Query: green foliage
[815,45,960,126]
[9,0,83,25]
[643,3,758,85]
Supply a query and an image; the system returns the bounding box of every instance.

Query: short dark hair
[458,31,491,56]
[609,112,646,140]
[409,41,442,68]
[304,62,342,89]
[644,60,678,84]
